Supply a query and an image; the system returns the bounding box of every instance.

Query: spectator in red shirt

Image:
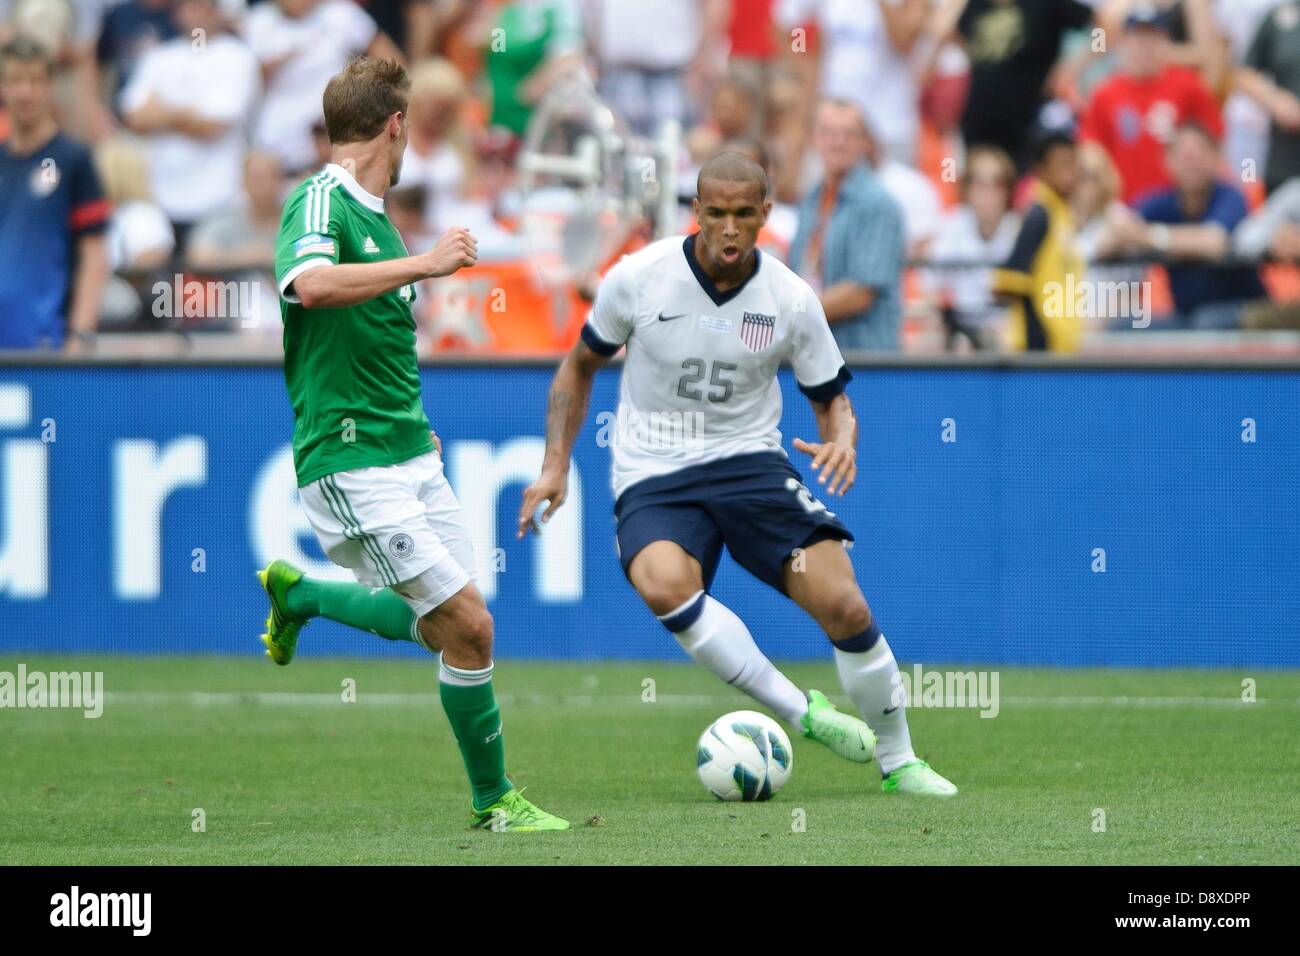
[729,0,778,65]
[1079,5,1223,205]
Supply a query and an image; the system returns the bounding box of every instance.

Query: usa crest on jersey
[740,311,776,351]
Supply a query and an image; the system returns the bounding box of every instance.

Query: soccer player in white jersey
[519,152,957,797]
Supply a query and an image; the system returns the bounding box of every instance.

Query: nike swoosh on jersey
[658,312,690,322]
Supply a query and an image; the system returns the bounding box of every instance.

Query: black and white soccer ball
[696,710,793,802]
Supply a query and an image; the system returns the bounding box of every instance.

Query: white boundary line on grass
[97,691,1294,709]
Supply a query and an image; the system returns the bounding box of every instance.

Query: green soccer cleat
[470,789,571,833]
[800,689,877,763]
[881,759,958,798]
[257,559,309,666]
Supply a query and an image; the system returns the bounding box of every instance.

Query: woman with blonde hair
[1073,140,1147,327]
[399,57,477,233]
[93,135,174,328]
[95,136,174,272]
[1073,141,1126,260]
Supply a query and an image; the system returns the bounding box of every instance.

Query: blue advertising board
[0,363,1296,666]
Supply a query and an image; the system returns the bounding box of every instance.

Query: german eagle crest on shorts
[389,533,415,559]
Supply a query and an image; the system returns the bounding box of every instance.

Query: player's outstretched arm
[793,392,859,496]
[517,340,611,537]
[291,227,477,309]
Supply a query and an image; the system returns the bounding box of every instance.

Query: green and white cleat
[800,689,877,763]
[257,559,309,666]
[881,759,958,798]
[471,789,570,832]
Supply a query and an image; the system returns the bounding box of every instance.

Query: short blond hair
[323,57,410,145]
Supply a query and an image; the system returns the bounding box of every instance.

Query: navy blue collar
[682,234,761,307]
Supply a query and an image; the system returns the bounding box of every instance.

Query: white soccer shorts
[299,451,476,617]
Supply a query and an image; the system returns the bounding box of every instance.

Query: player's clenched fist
[425,226,477,277]
[517,469,567,538]
[793,437,856,496]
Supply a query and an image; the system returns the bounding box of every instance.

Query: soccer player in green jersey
[260,57,568,833]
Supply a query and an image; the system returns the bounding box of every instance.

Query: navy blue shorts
[614,451,854,594]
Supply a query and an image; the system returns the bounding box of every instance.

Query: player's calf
[628,542,810,728]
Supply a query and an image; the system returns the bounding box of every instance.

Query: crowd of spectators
[2,0,1300,354]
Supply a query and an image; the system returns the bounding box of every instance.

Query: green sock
[285,576,418,643]
[439,659,512,811]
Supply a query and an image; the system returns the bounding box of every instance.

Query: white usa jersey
[583,235,851,500]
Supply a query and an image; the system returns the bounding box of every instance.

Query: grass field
[2,655,1297,865]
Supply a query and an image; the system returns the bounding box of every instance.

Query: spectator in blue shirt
[0,38,110,351]
[1108,121,1266,329]
[788,98,906,352]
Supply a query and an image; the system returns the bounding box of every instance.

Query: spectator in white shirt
[242,0,402,175]
[120,0,260,251]
[587,0,727,137]
[776,0,927,165]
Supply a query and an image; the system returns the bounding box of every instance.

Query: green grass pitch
[2,655,1297,865]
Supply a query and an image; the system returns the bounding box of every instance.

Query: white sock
[834,634,917,774]
[660,591,808,727]
[438,655,494,686]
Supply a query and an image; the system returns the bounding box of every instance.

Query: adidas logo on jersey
[363,236,380,254]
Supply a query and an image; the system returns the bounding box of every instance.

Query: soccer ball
[696,710,793,801]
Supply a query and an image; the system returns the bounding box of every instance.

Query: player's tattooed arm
[517,340,611,537]
[793,393,858,496]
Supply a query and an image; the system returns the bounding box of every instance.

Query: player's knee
[638,579,702,618]
[431,604,494,664]
[823,593,872,643]
[630,555,703,617]
[459,607,494,656]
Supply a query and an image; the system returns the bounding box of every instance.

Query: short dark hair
[0,36,55,79]
[1170,119,1220,149]
[387,184,427,213]
[697,150,768,201]
[1033,129,1077,166]
[720,138,771,172]
[322,57,410,145]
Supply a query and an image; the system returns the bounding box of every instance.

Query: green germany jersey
[275,163,434,487]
